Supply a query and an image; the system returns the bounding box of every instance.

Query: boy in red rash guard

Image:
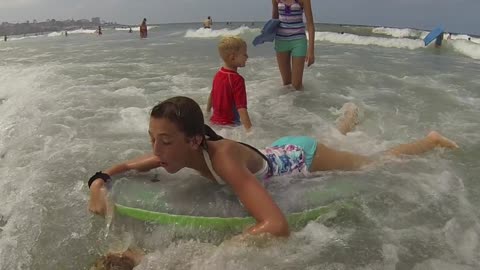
[206,36,252,133]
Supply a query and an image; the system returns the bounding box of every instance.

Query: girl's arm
[88,154,162,215]
[91,154,161,186]
[272,0,279,19]
[302,0,315,66]
[214,146,289,236]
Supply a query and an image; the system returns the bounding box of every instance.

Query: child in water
[88,96,458,237]
[206,36,253,133]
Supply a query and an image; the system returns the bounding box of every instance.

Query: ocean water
[0,23,479,270]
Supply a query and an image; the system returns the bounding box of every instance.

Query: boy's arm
[238,108,252,132]
[232,77,252,132]
[206,90,213,113]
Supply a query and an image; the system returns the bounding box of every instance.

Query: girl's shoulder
[210,139,249,161]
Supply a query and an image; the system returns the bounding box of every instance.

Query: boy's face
[232,46,248,67]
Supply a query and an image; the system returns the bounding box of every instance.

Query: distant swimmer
[65,31,68,37]
[4,35,6,42]
[140,18,148,38]
[97,26,103,35]
[129,27,133,33]
[203,16,213,29]
[468,37,471,41]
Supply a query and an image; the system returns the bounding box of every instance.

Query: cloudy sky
[1,0,478,35]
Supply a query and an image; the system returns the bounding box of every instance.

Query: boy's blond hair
[218,36,247,61]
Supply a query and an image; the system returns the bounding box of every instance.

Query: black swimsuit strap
[204,125,272,174]
[238,142,272,169]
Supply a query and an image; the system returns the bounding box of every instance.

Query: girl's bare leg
[276,52,292,86]
[309,131,458,172]
[335,102,360,135]
[386,131,458,156]
[309,143,372,172]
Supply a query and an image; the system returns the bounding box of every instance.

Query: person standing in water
[4,35,7,42]
[88,96,458,237]
[97,26,103,35]
[434,32,444,48]
[272,0,315,90]
[203,16,213,29]
[140,18,148,38]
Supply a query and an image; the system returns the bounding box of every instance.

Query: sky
[0,0,479,35]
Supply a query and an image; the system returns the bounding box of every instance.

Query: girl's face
[148,117,200,173]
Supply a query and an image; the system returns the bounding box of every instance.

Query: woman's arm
[213,147,289,236]
[88,154,162,215]
[302,0,315,66]
[272,0,279,19]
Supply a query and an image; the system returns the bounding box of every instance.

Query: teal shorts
[271,136,317,169]
[274,38,308,57]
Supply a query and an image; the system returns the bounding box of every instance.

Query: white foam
[451,39,480,59]
[47,31,62,37]
[8,35,42,41]
[113,86,145,96]
[115,26,158,32]
[412,259,476,270]
[184,26,256,38]
[315,31,424,50]
[68,28,97,34]
[373,27,421,38]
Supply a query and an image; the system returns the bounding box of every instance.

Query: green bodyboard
[115,201,353,232]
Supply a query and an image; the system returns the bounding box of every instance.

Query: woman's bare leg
[309,131,458,172]
[335,102,360,135]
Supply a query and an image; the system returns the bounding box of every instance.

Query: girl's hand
[305,49,315,67]
[88,180,108,216]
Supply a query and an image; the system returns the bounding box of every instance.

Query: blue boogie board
[424,26,445,46]
[252,19,281,46]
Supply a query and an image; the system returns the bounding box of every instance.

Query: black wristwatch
[88,171,111,189]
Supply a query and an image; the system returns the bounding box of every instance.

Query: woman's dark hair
[150,96,223,146]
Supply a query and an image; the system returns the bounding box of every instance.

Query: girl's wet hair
[150,96,223,146]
